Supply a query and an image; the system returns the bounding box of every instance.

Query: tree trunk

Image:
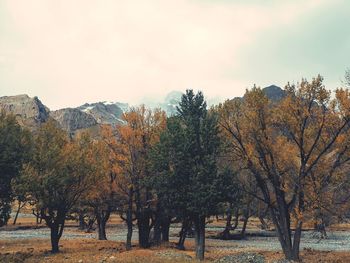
[33,209,40,224]
[126,187,133,250]
[221,207,238,239]
[48,217,65,254]
[153,218,162,245]
[194,216,206,261]
[78,212,86,230]
[177,219,190,250]
[13,200,24,225]
[126,213,133,250]
[289,190,305,261]
[137,213,151,248]
[97,218,107,240]
[232,209,239,230]
[86,216,95,233]
[240,216,249,238]
[95,209,110,240]
[268,200,303,261]
[258,205,269,230]
[50,226,60,253]
[161,218,170,242]
[221,209,232,239]
[259,216,269,230]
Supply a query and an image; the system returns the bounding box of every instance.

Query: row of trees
[1,75,350,261]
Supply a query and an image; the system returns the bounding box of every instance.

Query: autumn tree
[301,154,349,238]
[151,90,227,260]
[218,76,350,261]
[21,120,94,253]
[0,111,31,227]
[115,106,166,249]
[78,129,122,240]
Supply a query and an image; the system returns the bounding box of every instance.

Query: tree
[21,120,93,253]
[345,69,350,88]
[115,106,166,249]
[218,76,350,260]
[79,129,121,240]
[151,90,226,260]
[0,111,31,227]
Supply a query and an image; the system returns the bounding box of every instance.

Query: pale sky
[0,0,349,110]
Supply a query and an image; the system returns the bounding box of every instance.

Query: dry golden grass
[1,238,350,262]
[3,212,350,262]
[0,239,199,263]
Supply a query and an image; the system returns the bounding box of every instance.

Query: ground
[1,213,350,262]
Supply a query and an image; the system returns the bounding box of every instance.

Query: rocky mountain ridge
[50,108,98,134]
[0,94,49,131]
[0,86,284,134]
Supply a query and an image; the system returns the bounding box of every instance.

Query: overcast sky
[0,0,349,110]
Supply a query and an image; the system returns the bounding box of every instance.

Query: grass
[2,213,350,262]
[1,238,350,262]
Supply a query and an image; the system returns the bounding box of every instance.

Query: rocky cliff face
[78,102,125,125]
[0,94,127,135]
[0,94,49,130]
[50,108,98,135]
[0,86,284,134]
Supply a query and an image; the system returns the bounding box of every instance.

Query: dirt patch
[0,251,33,263]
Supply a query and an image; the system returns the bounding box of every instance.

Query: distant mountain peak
[0,94,49,130]
[262,85,285,101]
[50,108,98,135]
[77,101,125,125]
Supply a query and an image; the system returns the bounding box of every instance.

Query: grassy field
[1,238,350,263]
[1,213,350,262]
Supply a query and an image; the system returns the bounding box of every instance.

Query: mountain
[0,86,284,134]
[78,102,125,125]
[163,91,183,116]
[146,91,225,115]
[0,94,49,131]
[0,95,127,135]
[235,85,285,102]
[263,85,286,101]
[50,108,98,135]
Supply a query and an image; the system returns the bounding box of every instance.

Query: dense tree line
[1,75,350,261]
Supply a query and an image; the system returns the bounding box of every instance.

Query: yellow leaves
[118,106,166,153]
[335,88,350,118]
[244,86,268,109]
[296,75,330,105]
[218,76,350,225]
[245,143,255,160]
[293,207,304,224]
[83,105,167,202]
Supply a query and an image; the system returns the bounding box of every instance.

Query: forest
[1,74,350,262]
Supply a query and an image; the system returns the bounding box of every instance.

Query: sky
[0,0,349,110]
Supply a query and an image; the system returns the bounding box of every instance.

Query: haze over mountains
[0,86,284,136]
